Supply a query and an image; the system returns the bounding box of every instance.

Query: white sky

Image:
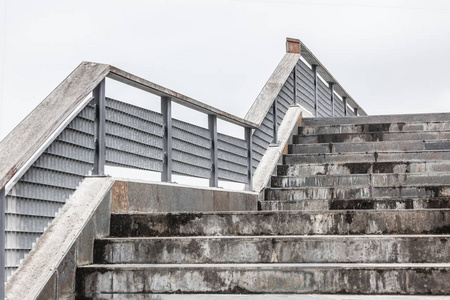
[1,0,450,139]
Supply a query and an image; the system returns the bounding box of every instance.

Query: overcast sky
[1,0,450,139]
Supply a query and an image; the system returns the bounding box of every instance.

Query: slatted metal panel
[296,59,315,112]
[172,119,211,179]
[276,71,294,126]
[4,102,95,279]
[252,109,274,172]
[334,95,346,117]
[217,133,248,183]
[105,98,163,172]
[317,80,332,117]
[347,105,356,116]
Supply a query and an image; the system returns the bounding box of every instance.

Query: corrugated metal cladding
[4,101,95,279]
[105,98,249,183]
[317,80,332,117]
[334,95,346,117]
[105,98,163,172]
[296,59,315,113]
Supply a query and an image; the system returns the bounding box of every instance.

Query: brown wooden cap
[286,38,300,54]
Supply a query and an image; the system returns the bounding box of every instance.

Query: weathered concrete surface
[294,131,450,144]
[110,210,450,237]
[301,112,450,126]
[94,235,450,264]
[5,177,114,300]
[265,185,450,201]
[260,197,450,211]
[300,121,450,135]
[277,161,450,176]
[290,139,450,154]
[111,179,258,213]
[271,173,450,188]
[283,150,450,165]
[76,263,450,296]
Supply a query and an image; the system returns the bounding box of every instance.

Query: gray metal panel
[104,98,163,172]
[334,96,346,117]
[317,79,332,117]
[171,118,211,179]
[217,133,248,183]
[4,102,95,277]
[296,60,315,112]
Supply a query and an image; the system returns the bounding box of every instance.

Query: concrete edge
[111,178,259,214]
[253,105,314,194]
[5,176,114,300]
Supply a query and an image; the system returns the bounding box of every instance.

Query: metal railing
[0,37,365,298]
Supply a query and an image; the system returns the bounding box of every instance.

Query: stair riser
[289,140,450,154]
[302,113,450,126]
[294,132,450,144]
[272,174,450,188]
[95,237,450,264]
[77,266,450,296]
[110,211,450,236]
[300,122,450,135]
[265,186,450,201]
[259,199,450,211]
[277,161,450,176]
[284,151,450,165]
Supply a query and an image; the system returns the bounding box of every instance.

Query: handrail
[0,62,258,193]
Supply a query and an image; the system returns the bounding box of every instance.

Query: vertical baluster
[329,82,335,117]
[343,96,348,116]
[293,64,298,106]
[354,107,359,116]
[161,96,172,182]
[312,64,318,117]
[271,100,278,145]
[209,115,218,187]
[0,187,4,300]
[93,79,106,176]
[245,127,253,191]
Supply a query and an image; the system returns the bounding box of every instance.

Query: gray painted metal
[296,60,315,113]
[245,128,253,191]
[209,115,218,187]
[217,133,248,184]
[161,97,172,182]
[329,83,335,117]
[343,97,348,116]
[312,65,318,117]
[271,101,278,145]
[93,79,106,176]
[0,188,4,300]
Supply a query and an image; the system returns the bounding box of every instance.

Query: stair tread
[80,263,450,268]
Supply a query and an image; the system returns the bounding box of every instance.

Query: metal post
[93,79,106,176]
[354,107,358,116]
[245,127,253,191]
[271,100,278,145]
[312,64,318,117]
[161,97,172,182]
[293,64,298,106]
[208,115,218,187]
[343,96,348,116]
[0,188,4,300]
[329,82,335,117]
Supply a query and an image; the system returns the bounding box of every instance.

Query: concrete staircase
[75,114,450,298]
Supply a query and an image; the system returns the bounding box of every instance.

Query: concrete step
[289,140,450,154]
[259,197,450,211]
[94,235,450,264]
[265,185,450,201]
[277,160,450,176]
[302,113,450,126]
[299,121,450,135]
[110,210,450,236]
[271,173,450,188]
[283,150,450,165]
[77,263,450,296]
[294,131,450,144]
